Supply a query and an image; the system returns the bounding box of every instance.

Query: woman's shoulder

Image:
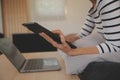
[100,0,119,5]
[97,0,120,11]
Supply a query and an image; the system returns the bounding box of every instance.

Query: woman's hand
[39,30,72,54]
[65,33,80,43]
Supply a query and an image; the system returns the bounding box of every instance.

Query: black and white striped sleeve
[77,15,95,38]
[96,0,120,54]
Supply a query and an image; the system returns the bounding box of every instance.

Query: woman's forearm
[67,46,99,56]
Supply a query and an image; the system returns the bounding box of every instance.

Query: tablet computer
[22,22,76,48]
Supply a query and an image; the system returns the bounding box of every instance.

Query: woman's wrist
[74,34,80,40]
[65,33,79,42]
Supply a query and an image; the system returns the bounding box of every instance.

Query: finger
[39,32,58,47]
[60,34,66,44]
[52,30,64,36]
[39,32,54,43]
[60,34,69,47]
[39,32,66,49]
[52,30,61,33]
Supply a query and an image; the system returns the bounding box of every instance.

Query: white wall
[0,0,3,33]
[29,0,91,35]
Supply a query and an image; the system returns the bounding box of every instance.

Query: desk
[0,51,79,80]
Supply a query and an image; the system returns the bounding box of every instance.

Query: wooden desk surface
[0,51,79,80]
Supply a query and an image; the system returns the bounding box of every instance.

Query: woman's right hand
[52,30,79,43]
[65,33,79,43]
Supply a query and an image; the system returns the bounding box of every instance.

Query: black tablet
[22,22,76,49]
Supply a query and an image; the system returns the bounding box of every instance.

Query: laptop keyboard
[24,59,43,70]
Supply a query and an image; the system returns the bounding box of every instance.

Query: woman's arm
[64,14,96,43]
[96,0,120,54]
[39,30,99,56]
[67,46,99,56]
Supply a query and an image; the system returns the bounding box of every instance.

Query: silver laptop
[0,38,61,73]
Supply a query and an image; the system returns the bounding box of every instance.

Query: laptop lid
[0,38,25,71]
[12,33,57,53]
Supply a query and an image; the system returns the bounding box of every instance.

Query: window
[28,0,66,20]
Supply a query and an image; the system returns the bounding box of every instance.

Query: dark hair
[0,33,4,38]
[0,33,4,55]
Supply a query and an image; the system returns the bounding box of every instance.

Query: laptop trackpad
[43,58,60,69]
[21,58,60,72]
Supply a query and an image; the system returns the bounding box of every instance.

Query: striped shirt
[77,0,120,54]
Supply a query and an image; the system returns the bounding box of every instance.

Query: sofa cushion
[78,62,120,80]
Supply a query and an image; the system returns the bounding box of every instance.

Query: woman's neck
[90,0,96,8]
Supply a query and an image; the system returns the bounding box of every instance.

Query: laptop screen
[0,38,25,70]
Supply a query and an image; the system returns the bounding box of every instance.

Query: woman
[40,0,120,74]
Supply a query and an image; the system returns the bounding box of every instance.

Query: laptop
[22,22,77,49]
[0,38,61,73]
